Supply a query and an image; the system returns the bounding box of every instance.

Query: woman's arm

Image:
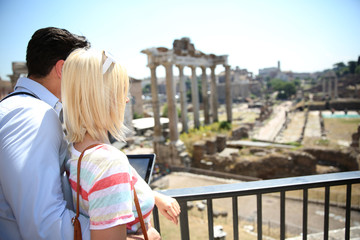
[91,224,127,240]
[153,191,181,225]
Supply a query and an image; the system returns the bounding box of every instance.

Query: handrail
[153,171,360,240]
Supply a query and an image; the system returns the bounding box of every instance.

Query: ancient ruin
[141,38,232,165]
[322,70,338,99]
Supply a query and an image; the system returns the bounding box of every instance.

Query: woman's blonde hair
[61,48,129,143]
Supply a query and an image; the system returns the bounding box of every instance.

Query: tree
[348,61,357,74]
[333,62,346,69]
[355,65,360,74]
[293,78,301,87]
[143,83,151,94]
[269,78,296,100]
[333,62,348,77]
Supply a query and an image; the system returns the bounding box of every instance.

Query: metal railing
[152,171,360,240]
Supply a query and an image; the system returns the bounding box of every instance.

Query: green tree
[269,78,296,100]
[293,78,301,87]
[143,83,151,94]
[333,62,347,77]
[355,65,360,74]
[333,62,346,69]
[348,61,357,74]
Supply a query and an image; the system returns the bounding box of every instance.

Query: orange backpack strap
[72,144,101,240]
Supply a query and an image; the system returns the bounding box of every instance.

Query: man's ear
[55,60,65,79]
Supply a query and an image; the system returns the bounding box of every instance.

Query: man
[0,27,91,240]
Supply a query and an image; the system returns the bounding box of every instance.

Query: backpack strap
[72,144,101,240]
[0,91,39,103]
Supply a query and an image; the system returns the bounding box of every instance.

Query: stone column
[149,63,164,155]
[190,66,200,129]
[177,65,188,133]
[164,62,179,142]
[322,78,326,97]
[224,65,232,123]
[328,78,332,98]
[164,62,181,166]
[210,65,218,122]
[201,66,210,125]
[334,77,338,99]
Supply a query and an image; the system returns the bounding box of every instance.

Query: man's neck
[28,72,61,100]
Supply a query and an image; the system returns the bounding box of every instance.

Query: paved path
[304,111,322,138]
[276,111,305,143]
[252,101,292,142]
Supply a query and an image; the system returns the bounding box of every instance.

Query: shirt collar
[14,77,63,116]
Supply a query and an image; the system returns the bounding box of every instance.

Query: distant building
[9,62,28,89]
[217,66,260,102]
[0,78,12,99]
[129,77,144,117]
[258,61,315,81]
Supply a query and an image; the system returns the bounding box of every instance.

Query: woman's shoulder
[87,143,128,164]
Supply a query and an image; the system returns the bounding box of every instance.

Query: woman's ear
[55,60,65,79]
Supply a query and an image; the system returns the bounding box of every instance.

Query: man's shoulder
[1,94,54,115]
[0,95,59,130]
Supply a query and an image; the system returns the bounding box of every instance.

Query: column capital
[224,65,231,70]
[200,66,207,71]
[148,63,158,69]
[176,64,185,70]
[189,65,197,70]
[162,61,173,68]
[210,65,216,71]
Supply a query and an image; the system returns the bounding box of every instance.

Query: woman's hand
[153,191,181,225]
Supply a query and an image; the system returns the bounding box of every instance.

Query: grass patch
[323,118,360,147]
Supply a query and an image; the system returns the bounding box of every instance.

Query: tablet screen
[127,154,156,184]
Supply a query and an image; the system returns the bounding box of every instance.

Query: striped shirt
[68,144,155,232]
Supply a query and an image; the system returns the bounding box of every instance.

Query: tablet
[127,154,156,184]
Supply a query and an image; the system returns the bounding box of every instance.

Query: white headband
[102,51,117,74]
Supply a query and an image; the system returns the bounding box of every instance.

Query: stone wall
[191,139,359,179]
[218,150,317,180]
[306,99,360,110]
[303,147,359,171]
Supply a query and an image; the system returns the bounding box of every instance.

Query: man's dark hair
[26,27,90,78]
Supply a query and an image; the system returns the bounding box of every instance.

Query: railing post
[207,199,214,240]
[153,206,160,233]
[257,193,262,240]
[324,186,330,240]
[232,196,239,240]
[302,188,308,240]
[280,191,286,240]
[179,200,190,240]
[345,184,352,240]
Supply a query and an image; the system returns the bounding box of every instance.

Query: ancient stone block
[216,135,227,152]
[193,141,206,167]
[231,125,250,140]
[206,138,217,155]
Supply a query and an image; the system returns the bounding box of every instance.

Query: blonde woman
[61,48,180,239]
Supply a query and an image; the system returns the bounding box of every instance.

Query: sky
[0,0,359,81]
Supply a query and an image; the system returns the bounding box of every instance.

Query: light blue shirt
[0,77,90,240]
